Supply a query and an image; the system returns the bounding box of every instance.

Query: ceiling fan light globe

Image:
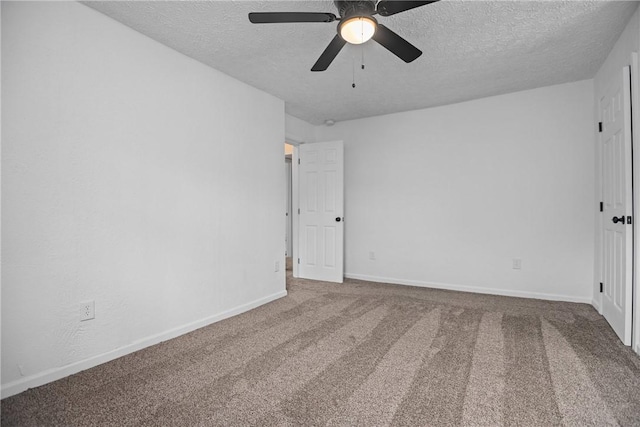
[339,16,376,44]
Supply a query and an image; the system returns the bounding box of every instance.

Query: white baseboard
[591,297,602,313]
[1,289,288,399]
[344,273,592,304]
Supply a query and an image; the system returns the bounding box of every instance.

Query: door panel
[601,66,633,345]
[298,141,344,283]
[306,172,317,211]
[306,226,317,266]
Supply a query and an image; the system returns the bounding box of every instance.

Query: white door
[298,141,344,283]
[601,66,633,345]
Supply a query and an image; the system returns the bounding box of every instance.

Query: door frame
[285,156,293,257]
[285,136,303,279]
[292,143,300,278]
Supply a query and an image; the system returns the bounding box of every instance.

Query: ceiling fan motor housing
[335,1,376,19]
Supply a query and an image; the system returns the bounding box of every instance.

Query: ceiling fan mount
[335,1,376,20]
[248,0,439,72]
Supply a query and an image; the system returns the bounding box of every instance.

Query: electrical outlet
[80,300,95,321]
[369,251,376,260]
[512,258,522,270]
[275,261,280,272]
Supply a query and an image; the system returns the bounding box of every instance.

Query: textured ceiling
[83,1,638,125]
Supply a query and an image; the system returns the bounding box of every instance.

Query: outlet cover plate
[80,300,95,321]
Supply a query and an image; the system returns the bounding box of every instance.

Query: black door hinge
[298,158,300,165]
[600,282,603,293]
[599,122,603,132]
[297,258,300,264]
[600,202,603,212]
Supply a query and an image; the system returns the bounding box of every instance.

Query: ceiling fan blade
[248,12,337,24]
[372,24,422,63]
[376,1,439,17]
[311,35,347,72]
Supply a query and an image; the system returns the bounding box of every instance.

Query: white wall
[593,7,639,313]
[315,80,595,302]
[285,113,316,144]
[1,2,285,397]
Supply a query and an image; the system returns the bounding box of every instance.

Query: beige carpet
[3,274,640,426]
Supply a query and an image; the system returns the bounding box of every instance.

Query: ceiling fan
[248,1,439,72]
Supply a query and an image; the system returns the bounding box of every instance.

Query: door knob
[335,217,341,222]
[612,216,625,224]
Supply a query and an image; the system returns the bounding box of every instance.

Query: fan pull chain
[352,56,356,88]
[360,19,365,70]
